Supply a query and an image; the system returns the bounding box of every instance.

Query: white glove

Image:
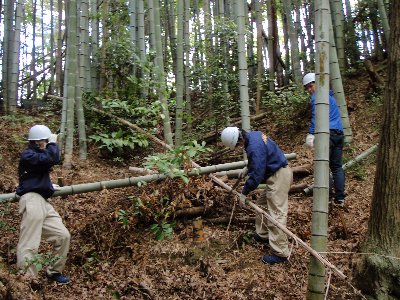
[238,194,247,208]
[305,134,314,148]
[239,167,248,179]
[52,184,61,190]
[48,134,58,144]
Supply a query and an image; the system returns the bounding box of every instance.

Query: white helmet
[28,125,52,141]
[221,127,239,149]
[303,73,315,86]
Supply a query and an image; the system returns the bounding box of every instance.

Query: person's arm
[242,143,267,195]
[21,144,61,167]
[308,96,316,134]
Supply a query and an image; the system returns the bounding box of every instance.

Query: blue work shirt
[16,142,61,199]
[242,131,288,196]
[309,90,343,134]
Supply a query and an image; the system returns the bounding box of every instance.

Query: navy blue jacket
[309,90,343,134]
[16,142,61,199]
[241,131,288,195]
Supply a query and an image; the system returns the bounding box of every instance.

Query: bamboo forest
[0,0,399,299]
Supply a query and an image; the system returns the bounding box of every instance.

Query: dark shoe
[334,199,345,207]
[261,255,288,265]
[252,233,269,245]
[46,273,71,284]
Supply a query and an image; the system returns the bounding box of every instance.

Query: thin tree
[152,0,173,146]
[175,0,184,146]
[354,2,400,298]
[329,0,345,69]
[328,18,353,144]
[184,0,192,129]
[255,0,263,113]
[306,0,331,298]
[377,0,389,44]
[236,0,251,131]
[63,0,78,169]
[281,0,302,85]
[89,0,99,93]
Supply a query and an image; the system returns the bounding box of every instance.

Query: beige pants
[17,192,70,276]
[255,166,293,257]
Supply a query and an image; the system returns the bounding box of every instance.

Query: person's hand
[48,134,58,144]
[238,194,247,208]
[52,184,61,190]
[239,167,248,179]
[305,134,314,149]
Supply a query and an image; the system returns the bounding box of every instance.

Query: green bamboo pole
[1,154,296,203]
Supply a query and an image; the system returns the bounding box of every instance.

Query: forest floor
[0,66,383,300]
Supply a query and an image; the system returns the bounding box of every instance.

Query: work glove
[239,167,248,179]
[48,134,58,144]
[305,134,314,149]
[52,184,61,191]
[238,193,247,208]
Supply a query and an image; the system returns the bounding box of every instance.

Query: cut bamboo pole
[0,160,268,202]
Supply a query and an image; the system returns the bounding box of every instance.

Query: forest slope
[0,70,382,299]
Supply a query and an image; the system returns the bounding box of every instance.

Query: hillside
[0,69,382,299]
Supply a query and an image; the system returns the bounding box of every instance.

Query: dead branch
[174,206,208,218]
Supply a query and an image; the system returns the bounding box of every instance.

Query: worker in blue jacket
[303,73,346,206]
[16,125,71,284]
[221,127,293,264]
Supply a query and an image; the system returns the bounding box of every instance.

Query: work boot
[261,254,288,265]
[334,199,345,207]
[46,273,71,284]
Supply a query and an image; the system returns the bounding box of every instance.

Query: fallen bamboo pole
[303,144,379,194]
[0,160,284,202]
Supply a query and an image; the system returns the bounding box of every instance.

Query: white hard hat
[28,125,52,141]
[221,127,239,149]
[303,73,315,86]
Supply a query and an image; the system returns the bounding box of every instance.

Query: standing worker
[221,127,293,264]
[303,73,346,206]
[16,125,71,284]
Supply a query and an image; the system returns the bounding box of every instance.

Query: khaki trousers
[255,166,293,257]
[17,192,70,276]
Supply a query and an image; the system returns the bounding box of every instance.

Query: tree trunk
[354,2,400,298]
[236,0,251,131]
[63,0,78,169]
[175,0,184,146]
[307,0,331,298]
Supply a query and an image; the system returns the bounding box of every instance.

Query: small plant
[150,221,176,241]
[116,209,129,229]
[0,220,16,232]
[143,141,210,184]
[25,253,62,273]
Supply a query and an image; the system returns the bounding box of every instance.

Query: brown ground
[0,69,382,299]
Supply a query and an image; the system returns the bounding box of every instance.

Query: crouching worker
[16,125,71,284]
[221,127,293,264]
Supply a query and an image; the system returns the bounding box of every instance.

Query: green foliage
[89,129,149,153]
[262,85,310,128]
[116,209,129,229]
[150,221,176,241]
[24,252,62,273]
[0,204,15,232]
[85,93,161,159]
[191,17,241,132]
[143,141,210,184]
